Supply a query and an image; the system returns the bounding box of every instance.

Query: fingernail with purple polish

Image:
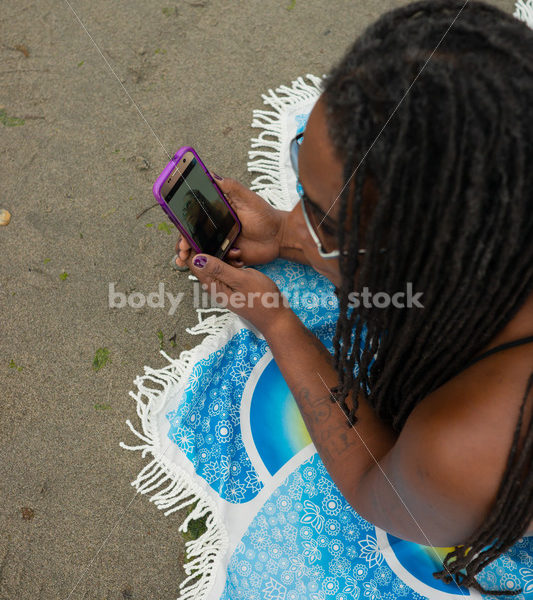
[213,173,223,181]
[193,255,207,268]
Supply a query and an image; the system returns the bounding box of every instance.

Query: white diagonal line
[62,0,216,228]
[64,434,179,599]
[314,370,467,596]
[63,0,170,159]
[318,0,470,230]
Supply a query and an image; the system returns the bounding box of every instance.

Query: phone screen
[163,158,236,255]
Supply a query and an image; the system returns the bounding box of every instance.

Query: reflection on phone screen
[164,158,235,255]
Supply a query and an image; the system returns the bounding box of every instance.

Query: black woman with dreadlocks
[176,0,533,596]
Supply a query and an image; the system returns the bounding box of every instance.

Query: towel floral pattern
[166,329,269,503]
[167,257,533,598]
[220,453,428,600]
[221,449,533,600]
[165,259,340,504]
[124,70,533,600]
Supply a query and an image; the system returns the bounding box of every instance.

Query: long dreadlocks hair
[322,0,533,595]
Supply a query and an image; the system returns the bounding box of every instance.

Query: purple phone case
[152,146,241,256]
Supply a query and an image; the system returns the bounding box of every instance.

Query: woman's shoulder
[403,291,533,538]
[420,287,533,446]
[433,290,533,455]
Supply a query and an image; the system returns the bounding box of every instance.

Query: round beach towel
[121,30,533,599]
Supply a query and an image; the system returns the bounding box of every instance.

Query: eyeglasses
[290,131,304,178]
[291,132,383,260]
[291,132,345,258]
[299,193,347,258]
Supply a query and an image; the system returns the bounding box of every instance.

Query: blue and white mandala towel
[121,11,533,598]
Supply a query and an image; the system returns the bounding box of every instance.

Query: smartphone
[153,147,241,258]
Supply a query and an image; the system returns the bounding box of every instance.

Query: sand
[0,0,514,598]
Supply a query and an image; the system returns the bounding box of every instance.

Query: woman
[175,0,533,594]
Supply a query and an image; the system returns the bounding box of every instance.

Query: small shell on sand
[0,209,11,226]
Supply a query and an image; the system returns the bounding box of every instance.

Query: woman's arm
[263,309,400,518]
[186,253,481,546]
[263,311,461,546]
[264,308,516,548]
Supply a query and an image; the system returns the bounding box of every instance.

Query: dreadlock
[321,0,533,595]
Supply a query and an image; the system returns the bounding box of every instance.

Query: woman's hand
[175,176,287,269]
[188,252,294,337]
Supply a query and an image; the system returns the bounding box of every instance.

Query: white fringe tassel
[120,309,239,600]
[514,0,533,28]
[121,74,325,599]
[247,73,324,210]
[246,4,533,208]
[121,10,533,586]
[123,8,531,597]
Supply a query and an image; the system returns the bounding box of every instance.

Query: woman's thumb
[192,254,209,270]
[191,254,237,288]
[191,254,229,284]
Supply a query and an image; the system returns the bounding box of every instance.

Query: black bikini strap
[464,335,533,370]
